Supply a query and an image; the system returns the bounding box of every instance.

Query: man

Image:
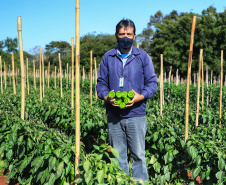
[96,19,158,182]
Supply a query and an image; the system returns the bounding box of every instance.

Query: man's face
[115,26,136,39]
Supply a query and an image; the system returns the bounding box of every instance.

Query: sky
[0,0,225,54]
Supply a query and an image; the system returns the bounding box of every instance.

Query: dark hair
[116,19,136,34]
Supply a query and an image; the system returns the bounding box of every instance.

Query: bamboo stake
[18,17,25,120]
[201,56,204,110]
[195,49,203,127]
[55,66,56,89]
[94,57,97,101]
[75,0,81,176]
[206,65,209,107]
[48,61,50,88]
[12,54,16,94]
[90,50,93,106]
[211,70,213,84]
[26,58,29,95]
[9,65,11,85]
[160,54,163,117]
[137,44,139,48]
[67,63,69,88]
[0,56,2,94]
[219,50,223,125]
[4,62,6,89]
[71,37,75,114]
[42,55,45,97]
[59,53,63,97]
[185,15,196,143]
[169,66,172,85]
[33,60,36,90]
[39,48,42,103]
[176,69,179,86]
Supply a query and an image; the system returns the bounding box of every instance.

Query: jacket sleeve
[141,53,158,99]
[96,54,110,100]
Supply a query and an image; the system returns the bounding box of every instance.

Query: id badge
[119,77,124,87]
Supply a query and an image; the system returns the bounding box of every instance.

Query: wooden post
[137,44,139,48]
[169,66,172,85]
[195,49,203,127]
[48,61,50,88]
[42,55,45,97]
[12,54,16,94]
[26,58,29,95]
[18,17,25,120]
[67,63,69,88]
[71,37,75,114]
[90,50,93,106]
[176,69,179,86]
[160,54,163,117]
[206,65,209,107]
[4,62,6,89]
[0,56,2,94]
[33,60,36,90]
[185,15,196,143]
[94,57,98,101]
[201,56,204,110]
[9,65,11,85]
[219,50,223,125]
[75,0,81,176]
[54,66,56,89]
[59,53,63,97]
[39,48,42,103]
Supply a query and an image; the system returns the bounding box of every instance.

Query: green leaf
[96,154,103,160]
[192,166,201,179]
[216,171,224,182]
[153,162,161,173]
[5,171,16,182]
[53,148,62,158]
[96,169,105,183]
[83,160,91,172]
[31,156,44,171]
[48,173,56,185]
[56,161,64,177]
[153,132,158,142]
[165,172,170,181]
[111,148,119,159]
[110,158,119,166]
[84,170,93,184]
[150,155,157,164]
[49,156,57,172]
[218,158,225,171]
[196,155,201,166]
[188,146,197,159]
[6,149,13,161]
[19,156,28,173]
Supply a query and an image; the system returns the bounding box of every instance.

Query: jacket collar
[109,46,140,57]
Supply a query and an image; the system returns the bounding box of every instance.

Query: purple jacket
[96,46,158,118]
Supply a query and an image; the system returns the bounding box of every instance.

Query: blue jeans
[107,111,148,182]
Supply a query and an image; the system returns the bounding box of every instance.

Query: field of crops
[0,76,226,185]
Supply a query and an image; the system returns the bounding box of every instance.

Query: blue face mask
[117,37,133,50]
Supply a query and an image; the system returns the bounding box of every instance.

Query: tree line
[0,6,225,77]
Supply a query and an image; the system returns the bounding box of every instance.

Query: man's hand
[104,91,119,107]
[126,89,144,107]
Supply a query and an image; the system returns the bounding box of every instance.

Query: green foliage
[0,77,225,184]
[139,7,226,77]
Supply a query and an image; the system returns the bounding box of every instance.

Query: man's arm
[141,53,158,99]
[96,55,110,100]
